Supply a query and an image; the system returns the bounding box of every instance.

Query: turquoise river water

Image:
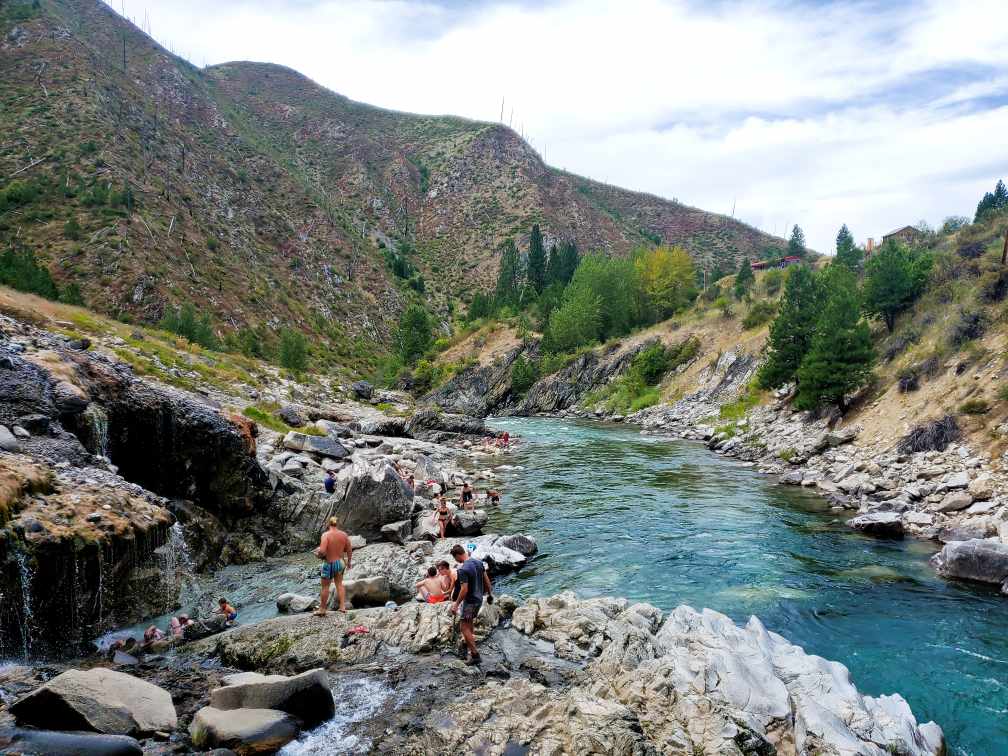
[487,417,1007,756]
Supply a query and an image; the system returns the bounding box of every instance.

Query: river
[487,417,1007,756]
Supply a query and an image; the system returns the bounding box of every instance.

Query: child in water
[216,597,238,625]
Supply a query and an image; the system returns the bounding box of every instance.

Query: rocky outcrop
[0,728,143,756]
[406,408,486,440]
[210,669,334,728]
[931,539,1008,592]
[10,668,177,736]
[848,511,905,538]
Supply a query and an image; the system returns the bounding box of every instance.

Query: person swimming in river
[415,566,448,603]
[215,597,238,625]
[485,489,500,505]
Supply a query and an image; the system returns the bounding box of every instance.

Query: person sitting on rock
[215,597,238,625]
[143,625,165,644]
[459,482,475,510]
[415,566,447,603]
[448,544,493,666]
[437,560,455,598]
[170,615,194,638]
[323,470,337,495]
[315,516,353,616]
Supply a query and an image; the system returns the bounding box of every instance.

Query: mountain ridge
[1,0,783,362]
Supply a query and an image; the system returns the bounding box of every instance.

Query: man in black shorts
[448,544,492,665]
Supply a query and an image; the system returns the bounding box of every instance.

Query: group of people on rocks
[139,598,238,645]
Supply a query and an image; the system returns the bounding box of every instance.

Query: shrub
[957,241,985,259]
[742,300,777,330]
[714,296,733,318]
[510,355,538,394]
[631,342,672,385]
[959,398,990,415]
[948,308,987,347]
[763,269,784,296]
[977,269,1008,303]
[159,303,219,349]
[0,179,40,210]
[897,369,919,393]
[278,328,308,372]
[898,415,960,454]
[998,384,1008,403]
[207,236,220,251]
[0,246,58,299]
[63,217,82,240]
[881,325,921,362]
[60,282,85,306]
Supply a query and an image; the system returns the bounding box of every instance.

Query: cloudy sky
[107,0,1008,253]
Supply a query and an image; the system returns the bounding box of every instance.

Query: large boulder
[930,538,1008,589]
[210,668,334,728]
[351,380,373,399]
[826,427,858,446]
[380,519,412,545]
[452,509,488,536]
[0,424,22,452]
[0,728,142,756]
[330,460,414,541]
[276,593,319,613]
[847,512,904,539]
[189,706,299,754]
[357,416,407,436]
[414,454,447,488]
[344,576,391,607]
[282,431,350,460]
[932,490,973,513]
[276,406,305,427]
[10,668,177,736]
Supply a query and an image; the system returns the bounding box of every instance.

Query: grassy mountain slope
[1,0,781,362]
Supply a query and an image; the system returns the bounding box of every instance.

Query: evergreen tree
[559,241,580,284]
[396,303,433,365]
[527,224,546,294]
[795,265,874,411]
[494,239,520,308]
[862,240,931,332]
[733,257,754,300]
[467,292,492,320]
[788,225,807,258]
[975,179,1008,222]
[757,265,821,389]
[545,243,561,286]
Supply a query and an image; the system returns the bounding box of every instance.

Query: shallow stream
[487,417,1007,756]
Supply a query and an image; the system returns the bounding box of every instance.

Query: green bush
[719,383,762,421]
[762,269,784,296]
[742,300,777,330]
[207,236,220,251]
[510,355,538,394]
[60,282,85,306]
[278,328,308,372]
[63,217,83,240]
[0,246,58,299]
[0,180,40,210]
[632,343,671,385]
[159,303,219,350]
[959,398,990,415]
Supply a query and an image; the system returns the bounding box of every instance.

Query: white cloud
[109,0,1008,252]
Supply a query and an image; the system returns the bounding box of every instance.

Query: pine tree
[788,225,807,258]
[559,241,580,284]
[733,257,754,300]
[757,264,821,389]
[494,239,520,308]
[862,240,931,332]
[834,224,862,270]
[795,265,874,411]
[396,303,433,364]
[527,224,546,294]
[545,243,561,286]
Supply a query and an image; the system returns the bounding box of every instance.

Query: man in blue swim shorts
[315,516,352,616]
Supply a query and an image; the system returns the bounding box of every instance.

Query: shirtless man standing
[315,516,352,616]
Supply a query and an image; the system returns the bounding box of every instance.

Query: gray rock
[938,525,992,544]
[352,380,373,399]
[189,706,299,754]
[0,425,22,453]
[277,405,304,427]
[282,432,350,460]
[941,471,970,490]
[16,414,49,434]
[452,509,488,536]
[210,668,334,728]
[10,668,177,736]
[52,380,89,414]
[330,460,414,541]
[933,491,973,513]
[344,576,391,607]
[0,729,142,756]
[380,519,412,545]
[931,539,1008,587]
[967,476,995,501]
[11,425,29,438]
[780,471,804,485]
[847,512,904,538]
[276,593,318,613]
[826,427,857,446]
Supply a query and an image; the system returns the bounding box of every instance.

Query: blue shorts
[320,560,344,580]
[227,612,237,622]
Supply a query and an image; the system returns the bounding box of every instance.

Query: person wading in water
[448,544,492,665]
[315,516,352,616]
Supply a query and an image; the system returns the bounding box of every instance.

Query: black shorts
[461,602,480,621]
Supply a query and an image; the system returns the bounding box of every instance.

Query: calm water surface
[487,417,1007,756]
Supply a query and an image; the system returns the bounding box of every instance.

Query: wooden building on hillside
[882,225,921,246]
[751,255,802,271]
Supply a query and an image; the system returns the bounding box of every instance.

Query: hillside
[0,0,781,361]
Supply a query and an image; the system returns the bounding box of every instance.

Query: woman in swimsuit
[437,495,451,538]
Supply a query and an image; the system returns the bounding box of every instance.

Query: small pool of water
[487,417,1008,756]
